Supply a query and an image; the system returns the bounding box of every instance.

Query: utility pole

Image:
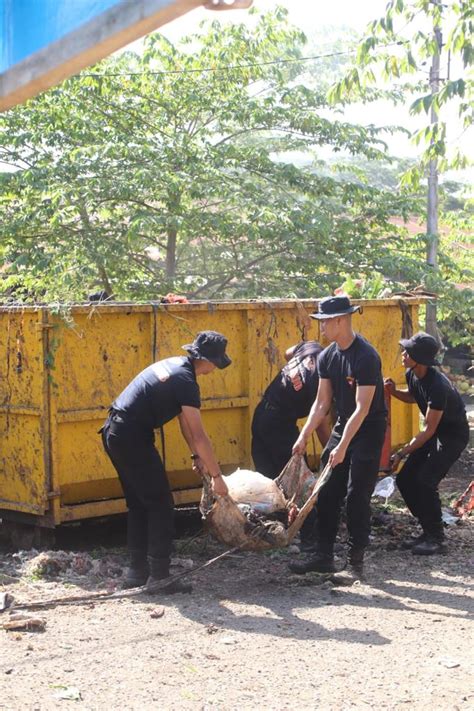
[425,2,443,341]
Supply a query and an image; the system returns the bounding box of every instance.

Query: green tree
[0,8,415,303]
[328,0,473,344]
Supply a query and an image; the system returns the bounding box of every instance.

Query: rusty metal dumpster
[0,298,422,529]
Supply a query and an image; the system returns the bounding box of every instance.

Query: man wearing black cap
[289,296,387,583]
[101,331,231,592]
[385,332,469,555]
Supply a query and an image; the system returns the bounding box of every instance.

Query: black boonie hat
[182,331,231,369]
[399,331,440,366]
[310,295,361,320]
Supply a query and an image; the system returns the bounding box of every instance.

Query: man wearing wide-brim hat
[101,330,231,592]
[385,332,469,555]
[289,295,387,583]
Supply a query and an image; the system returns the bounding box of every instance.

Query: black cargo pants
[101,411,174,561]
[315,418,386,551]
[251,399,317,541]
[396,420,469,538]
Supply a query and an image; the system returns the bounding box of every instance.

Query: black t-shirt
[406,367,467,436]
[263,341,321,421]
[112,356,201,429]
[318,334,387,424]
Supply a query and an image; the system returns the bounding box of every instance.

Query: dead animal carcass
[200,456,332,551]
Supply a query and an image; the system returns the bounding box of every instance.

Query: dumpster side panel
[0,310,48,514]
[0,299,421,523]
[52,310,151,506]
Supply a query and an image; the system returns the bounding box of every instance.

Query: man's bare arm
[391,406,443,471]
[293,378,333,455]
[329,385,376,468]
[179,406,228,496]
[384,377,416,404]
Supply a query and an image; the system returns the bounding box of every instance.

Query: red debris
[453,481,474,518]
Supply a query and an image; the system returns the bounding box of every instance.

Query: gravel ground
[0,451,472,711]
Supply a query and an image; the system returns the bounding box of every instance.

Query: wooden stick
[286,463,333,542]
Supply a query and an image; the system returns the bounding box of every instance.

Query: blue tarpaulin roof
[1,0,119,73]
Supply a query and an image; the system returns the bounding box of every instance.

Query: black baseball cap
[399,332,440,366]
[182,331,232,369]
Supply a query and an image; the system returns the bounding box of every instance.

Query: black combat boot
[411,534,445,556]
[146,557,193,594]
[288,543,336,574]
[331,547,365,586]
[401,531,427,550]
[122,549,149,589]
[412,521,445,555]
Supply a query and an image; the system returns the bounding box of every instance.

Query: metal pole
[425,4,442,341]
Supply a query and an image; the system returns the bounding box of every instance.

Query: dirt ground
[0,449,473,711]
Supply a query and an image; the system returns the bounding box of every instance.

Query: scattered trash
[171,557,194,570]
[0,573,19,584]
[53,686,82,701]
[205,624,219,635]
[220,636,236,645]
[441,508,460,526]
[439,659,460,669]
[150,607,165,619]
[453,481,474,518]
[372,476,396,500]
[160,293,189,304]
[19,550,123,581]
[0,592,14,612]
[3,614,46,632]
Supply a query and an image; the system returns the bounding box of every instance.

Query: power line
[78,40,408,79]
[80,48,359,78]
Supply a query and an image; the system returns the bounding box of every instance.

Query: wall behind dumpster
[0,299,421,525]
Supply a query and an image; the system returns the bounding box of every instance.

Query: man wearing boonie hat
[385,332,469,555]
[289,295,387,583]
[101,330,231,592]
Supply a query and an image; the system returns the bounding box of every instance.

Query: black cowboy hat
[182,330,232,369]
[310,295,361,320]
[399,332,440,366]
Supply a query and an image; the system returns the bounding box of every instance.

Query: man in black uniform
[101,331,231,592]
[385,332,469,555]
[251,340,331,479]
[289,296,387,583]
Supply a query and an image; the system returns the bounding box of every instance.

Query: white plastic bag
[223,469,287,513]
[372,475,396,500]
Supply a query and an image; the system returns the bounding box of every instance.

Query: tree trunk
[166,227,177,281]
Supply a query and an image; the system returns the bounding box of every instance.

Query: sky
[160,0,387,39]
[150,0,472,173]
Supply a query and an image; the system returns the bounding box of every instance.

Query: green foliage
[329,0,474,178]
[0,8,470,348]
[0,9,416,303]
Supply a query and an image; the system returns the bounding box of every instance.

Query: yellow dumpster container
[0,298,422,529]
